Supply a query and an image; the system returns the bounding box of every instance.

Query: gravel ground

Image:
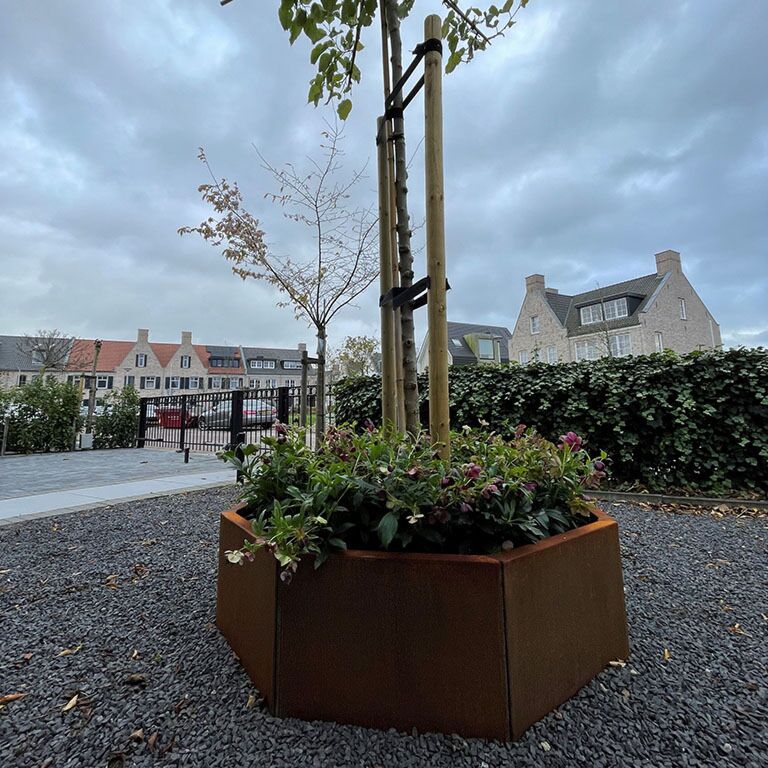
[1,489,766,768]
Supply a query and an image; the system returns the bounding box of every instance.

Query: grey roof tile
[447,322,512,363]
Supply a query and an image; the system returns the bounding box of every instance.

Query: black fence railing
[137,385,333,453]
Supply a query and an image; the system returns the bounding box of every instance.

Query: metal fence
[137,385,333,454]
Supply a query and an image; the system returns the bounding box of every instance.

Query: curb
[586,489,768,510]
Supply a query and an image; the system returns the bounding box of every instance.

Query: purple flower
[364,419,375,432]
[558,431,583,452]
[406,466,421,479]
[523,481,538,493]
[280,569,293,584]
[275,421,287,436]
[593,460,605,472]
[440,476,454,488]
[481,483,499,499]
[459,502,473,514]
[464,463,482,479]
[339,453,350,462]
[515,424,527,438]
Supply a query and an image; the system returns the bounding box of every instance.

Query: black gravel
[1,490,766,768]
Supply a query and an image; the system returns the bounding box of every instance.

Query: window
[530,315,540,334]
[263,360,276,369]
[451,338,463,348]
[124,375,135,387]
[249,377,260,388]
[136,353,147,368]
[250,360,263,369]
[575,340,600,361]
[478,338,495,360]
[518,350,529,365]
[609,333,632,358]
[532,349,540,362]
[265,378,277,388]
[180,355,191,369]
[188,378,200,389]
[211,376,222,389]
[170,377,181,390]
[603,297,628,320]
[679,298,687,320]
[144,376,157,389]
[547,346,557,364]
[18,374,27,386]
[580,304,603,325]
[230,376,242,389]
[286,379,296,387]
[211,357,239,368]
[655,332,664,353]
[96,375,110,388]
[283,360,302,370]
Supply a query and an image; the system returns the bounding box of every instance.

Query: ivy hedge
[334,348,768,495]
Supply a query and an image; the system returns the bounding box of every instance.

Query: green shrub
[94,386,140,448]
[222,424,606,580]
[0,376,81,453]
[333,348,768,494]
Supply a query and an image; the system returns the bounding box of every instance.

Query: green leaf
[310,39,332,64]
[445,49,464,74]
[278,0,294,31]
[303,20,325,44]
[377,512,398,548]
[337,98,352,120]
[328,537,347,549]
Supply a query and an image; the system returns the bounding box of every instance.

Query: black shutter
[164,377,170,389]
[208,377,212,389]
[107,376,113,389]
[155,378,161,389]
[183,377,189,389]
[135,354,139,366]
[140,377,145,389]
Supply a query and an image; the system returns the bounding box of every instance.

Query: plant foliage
[93,386,140,449]
[334,349,768,494]
[222,422,604,579]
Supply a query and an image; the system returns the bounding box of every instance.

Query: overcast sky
[1,0,766,351]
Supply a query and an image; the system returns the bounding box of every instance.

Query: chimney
[655,249,681,276]
[137,328,149,344]
[298,342,307,352]
[525,274,545,293]
[181,330,192,345]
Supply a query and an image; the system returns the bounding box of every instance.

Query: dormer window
[451,339,463,348]
[603,297,628,320]
[580,304,603,325]
[477,338,495,360]
[580,297,628,325]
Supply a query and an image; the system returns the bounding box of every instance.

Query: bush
[0,376,81,453]
[222,424,606,580]
[333,348,768,495]
[94,386,140,448]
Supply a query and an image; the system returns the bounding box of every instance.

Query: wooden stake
[377,117,397,428]
[424,14,450,460]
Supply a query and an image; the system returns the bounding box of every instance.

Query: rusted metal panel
[496,511,629,739]
[276,549,510,740]
[216,510,278,710]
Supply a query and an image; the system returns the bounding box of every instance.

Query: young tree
[180,125,378,446]
[222,0,532,435]
[17,329,73,375]
[333,334,380,377]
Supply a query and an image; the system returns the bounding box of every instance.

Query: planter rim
[222,504,613,565]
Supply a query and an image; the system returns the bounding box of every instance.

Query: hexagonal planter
[216,506,629,740]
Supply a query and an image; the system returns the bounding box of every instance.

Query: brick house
[508,250,722,364]
[241,344,315,389]
[417,322,512,373]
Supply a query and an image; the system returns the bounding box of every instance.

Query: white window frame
[136,353,147,368]
[180,355,191,369]
[283,360,302,370]
[124,375,135,387]
[609,333,632,358]
[144,376,157,389]
[96,375,110,389]
[250,360,263,369]
[451,338,463,348]
[265,378,277,388]
[248,377,260,388]
[575,340,600,361]
[518,350,529,365]
[547,346,557,364]
[286,379,296,387]
[188,378,199,390]
[679,298,687,320]
[530,315,540,334]
[478,338,495,360]
[655,332,664,353]
[603,297,628,320]
[170,376,181,390]
[211,376,222,389]
[263,360,276,370]
[580,304,603,325]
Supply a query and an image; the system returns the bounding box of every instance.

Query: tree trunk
[315,327,327,446]
[384,0,420,435]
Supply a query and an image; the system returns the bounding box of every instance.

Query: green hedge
[0,376,81,453]
[94,386,140,449]
[334,348,768,494]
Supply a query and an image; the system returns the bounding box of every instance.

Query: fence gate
[137,385,332,454]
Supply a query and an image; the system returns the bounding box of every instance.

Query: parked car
[198,399,276,430]
[79,404,104,419]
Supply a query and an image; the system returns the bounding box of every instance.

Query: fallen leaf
[62,694,79,713]
[130,728,144,741]
[124,674,147,687]
[132,563,149,579]
[609,659,626,668]
[540,740,551,752]
[246,693,256,709]
[56,644,82,657]
[728,623,749,636]
[174,696,190,713]
[147,732,159,753]
[105,575,120,589]
[107,753,125,768]
[0,692,27,705]
[130,649,140,660]
[761,613,767,623]
[663,648,671,661]
[21,653,33,661]
[0,569,11,575]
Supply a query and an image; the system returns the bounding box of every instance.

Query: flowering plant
[222,424,607,581]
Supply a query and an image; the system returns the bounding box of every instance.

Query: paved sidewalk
[0,448,234,524]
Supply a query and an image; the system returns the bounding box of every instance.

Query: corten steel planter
[216,506,629,740]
